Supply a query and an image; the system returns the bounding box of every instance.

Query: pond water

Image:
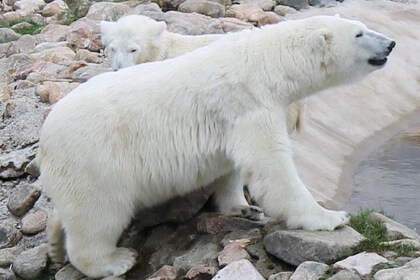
[344,124,420,233]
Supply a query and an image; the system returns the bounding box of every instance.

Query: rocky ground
[1,0,420,279]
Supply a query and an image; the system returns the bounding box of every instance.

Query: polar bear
[38,16,395,277]
[100,14,303,134]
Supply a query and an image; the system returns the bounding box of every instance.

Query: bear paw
[287,209,350,231]
[105,247,138,276]
[230,205,265,221]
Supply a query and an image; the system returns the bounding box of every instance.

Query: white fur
[39,16,394,277]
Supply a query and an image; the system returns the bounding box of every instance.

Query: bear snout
[387,41,396,54]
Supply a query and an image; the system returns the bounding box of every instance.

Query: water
[345,125,420,233]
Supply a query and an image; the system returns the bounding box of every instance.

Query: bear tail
[47,209,66,263]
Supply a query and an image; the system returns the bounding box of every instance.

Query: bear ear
[153,21,167,36]
[100,21,116,46]
[313,28,334,48]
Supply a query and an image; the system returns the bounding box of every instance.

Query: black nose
[388,41,396,52]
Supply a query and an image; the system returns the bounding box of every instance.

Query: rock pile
[1,0,419,279]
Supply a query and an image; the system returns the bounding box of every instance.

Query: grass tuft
[14,23,43,35]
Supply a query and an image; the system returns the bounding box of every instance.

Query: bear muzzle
[368,40,396,67]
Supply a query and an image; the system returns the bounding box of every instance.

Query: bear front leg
[211,172,264,221]
[229,109,349,231]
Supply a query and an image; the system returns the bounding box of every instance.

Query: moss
[14,23,43,35]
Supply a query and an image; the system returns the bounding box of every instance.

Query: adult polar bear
[38,16,395,277]
[100,14,304,134]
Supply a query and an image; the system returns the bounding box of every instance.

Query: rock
[197,213,267,235]
[10,22,32,31]
[308,0,337,7]
[60,60,88,79]
[3,0,16,7]
[226,4,264,22]
[9,34,38,54]
[0,85,12,102]
[71,64,111,83]
[263,226,365,266]
[333,252,388,277]
[12,244,48,280]
[256,11,282,26]
[0,144,37,179]
[219,17,254,32]
[211,259,265,280]
[390,256,415,267]
[173,241,220,271]
[127,3,165,21]
[0,247,24,267]
[0,28,21,44]
[35,81,80,104]
[220,228,262,246]
[0,268,16,280]
[233,0,276,11]
[33,41,68,52]
[186,264,218,280]
[178,0,225,18]
[328,269,361,280]
[368,212,420,241]
[289,261,329,280]
[158,0,187,10]
[273,5,297,16]
[0,224,22,249]
[41,0,69,18]
[268,272,293,280]
[85,2,131,21]
[275,0,309,10]
[147,265,178,280]
[75,49,103,64]
[67,22,101,52]
[21,210,48,235]
[55,263,85,280]
[218,242,250,267]
[164,11,224,35]
[373,257,420,280]
[39,24,71,42]
[381,238,420,250]
[13,0,45,13]
[7,183,41,217]
[31,46,76,65]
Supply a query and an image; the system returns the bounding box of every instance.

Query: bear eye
[356,32,363,38]
[129,49,137,53]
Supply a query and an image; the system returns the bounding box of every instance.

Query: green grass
[14,23,43,35]
[349,209,417,257]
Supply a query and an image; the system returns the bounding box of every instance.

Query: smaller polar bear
[39,16,394,277]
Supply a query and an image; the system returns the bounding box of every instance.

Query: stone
[308,0,337,7]
[85,2,131,21]
[0,28,21,44]
[226,4,265,22]
[328,269,361,280]
[333,252,388,277]
[263,226,365,266]
[35,81,80,104]
[21,210,48,235]
[127,3,165,20]
[0,247,24,266]
[75,49,103,64]
[373,257,420,280]
[0,144,37,179]
[173,241,220,271]
[164,11,224,35]
[25,62,66,82]
[41,0,69,18]
[31,46,76,65]
[13,244,48,280]
[256,11,282,26]
[197,213,267,235]
[368,212,420,241]
[275,0,309,10]
[178,0,225,18]
[71,64,111,83]
[55,263,85,280]
[211,259,265,280]
[10,22,32,31]
[273,5,297,16]
[0,224,22,249]
[268,272,293,280]
[39,24,71,42]
[0,268,16,280]
[221,228,262,246]
[218,242,250,267]
[9,34,38,54]
[381,238,420,250]
[67,21,101,52]
[13,0,45,13]
[147,265,178,280]
[233,0,276,11]
[186,264,218,280]
[390,256,415,267]
[219,17,254,32]
[289,261,329,280]
[7,183,41,217]
[33,41,68,52]
[0,85,12,102]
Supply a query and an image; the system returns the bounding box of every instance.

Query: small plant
[14,23,43,35]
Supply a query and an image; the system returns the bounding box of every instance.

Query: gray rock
[85,2,131,21]
[308,0,337,7]
[178,0,225,18]
[211,259,265,280]
[0,268,16,280]
[9,34,38,55]
[127,3,165,21]
[263,226,365,266]
[218,242,250,267]
[72,64,112,83]
[328,269,361,280]
[221,228,262,246]
[39,24,71,42]
[173,241,220,271]
[55,264,85,280]
[373,257,420,280]
[333,252,388,277]
[269,271,293,280]
[289,261,329,280]
[0,28,21,44]
[273,5,297,16]
[369,212,420,242]
[12,244,48,280]
[21,210,48,235]
[0,247,23,266]
[185,264,218,280]
[147,265,178,280]
[164,11,224,35]
[0,224,22,249]
[7,183,41,217]
[233,0,276,11]
[0,144,37,179]
[13,0,45,13]
[276,0,309,10]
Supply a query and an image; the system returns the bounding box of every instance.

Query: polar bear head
[100,15,167,70]
[285,16,395,89]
